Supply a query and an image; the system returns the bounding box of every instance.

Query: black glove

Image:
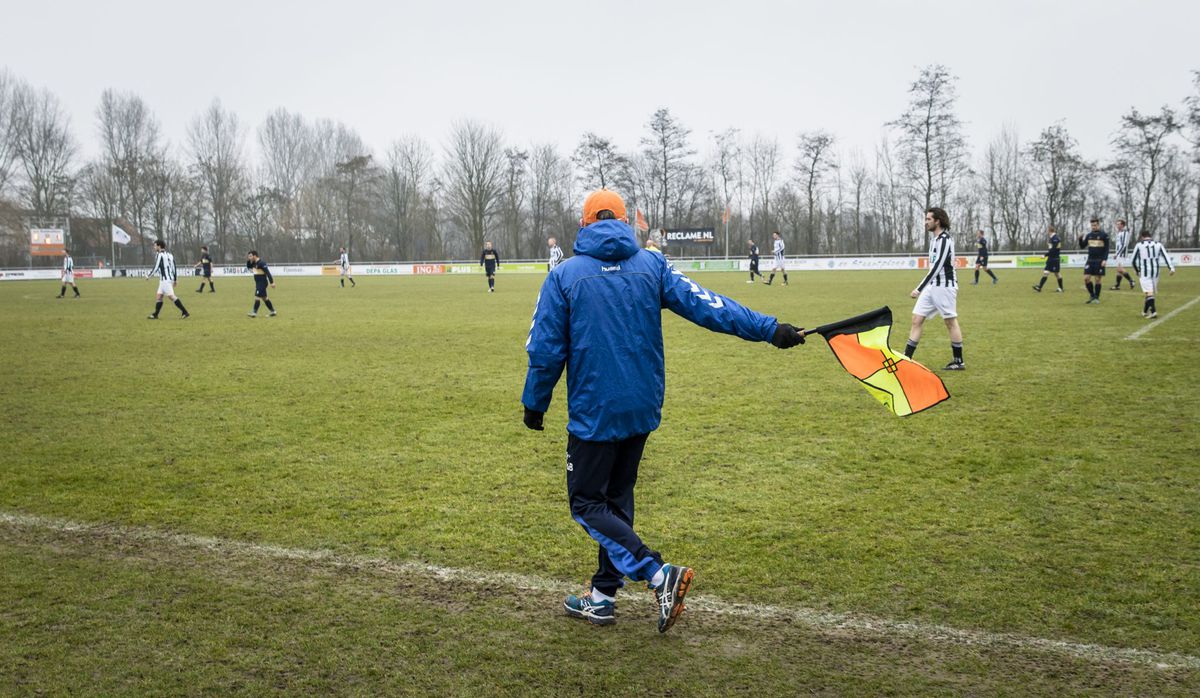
[771,323,806,349]
[523,407,545,431]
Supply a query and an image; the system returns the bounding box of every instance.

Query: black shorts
[484,265,497,277]
[201,266,212,279]
[1084,261,1105,276]
[975,255,988,266]
[1044,258,1060,273]
[750,260,759,273]
[254,284,269,298]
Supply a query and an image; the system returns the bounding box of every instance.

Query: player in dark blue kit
[480,241,500,293]
[1032,225,1064,292]
[746,239,764,283]
[245,250,277,317]
[971,229,998,285]
[194,246,215,293]
[1078,218,1110,304]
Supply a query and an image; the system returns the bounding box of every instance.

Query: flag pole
[110,219,116,272]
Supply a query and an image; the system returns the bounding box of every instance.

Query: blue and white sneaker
[652,564,694,633]
[564,591,616,625]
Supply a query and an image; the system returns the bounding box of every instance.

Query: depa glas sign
[664,228,715,244]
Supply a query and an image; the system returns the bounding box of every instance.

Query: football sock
[153,301,163,317]
[253,300,261,313]
[59,286,65,297]
[488,277,495,290]
[73,287,80,297]
[1086,281,1095,298]
[350,277,355,287]
[590,587,616,603]
[986,269,997,280]
[1148,297,1156,313]
[951,341,963,362]
[1094,285,1102,300]
[1124,272,1134,285]
[650,567,667,589]
[767,273,775,284]
[208,281,214,291]
[173,299,188,314]
[264,300,275,312]
[1114,277,1123,289]
[974,270,980,283]
[198,283,205,292]
[1036,277,1046,289]
[1143,297,1151,313]
[782,273,788,283]
[904,339,918,358]
[1057,278,1064,290]
[340,278,345,287]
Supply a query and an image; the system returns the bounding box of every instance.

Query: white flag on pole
[111,225,131,245]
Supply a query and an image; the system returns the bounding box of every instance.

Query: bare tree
[984,126,1029,249]
[795,130,836,253]
[9,81,77,216]
[187,99,245,261]
[334,154,374,257]
[847,150,870,253]
[528,143,572,253]
[890,64,968,248]
[381,136,433,259]
[1113,106,1183,233]
[1186,70,1200,245]
[710,128,741,255]
[499,148,528,256]
[572,133,626,190]
[746,134,781,241]
[640,108,696,228]
[96,89,163,261]
[0,69,18,198]
[1029,124,1090,234]
[443,120,506,254]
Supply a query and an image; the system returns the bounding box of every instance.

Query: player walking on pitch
[905,207,964,370]
[764,231,788,285]
[480,241,500,292]
[1130,229,1175,318]
[1109,219,1136,290]
[57,248,80,298]
[194,245,215,293]
[246,250,277,317]
[1079,218,1110,304]
[1032,226,1064,293]
[334,247,356,287]
[972,229,998,285]
[747,239,764,283]
[547,237,564,271]
[146,240,190,319]
[522,189,806,633]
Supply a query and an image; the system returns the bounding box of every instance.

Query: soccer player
[246,250,277,317]
[1032,225,1064,293]
[764,231,787,285]
[193,245,215,293]
[1109,219,1136,290]
[972,229,998,285]
[146,239,190,320]
[334,246,356,288]
[57,248,80,298]
[480,241,500,292]
[1130,229,1176,318]
[547,237,564,271]
[905,207,963,370]
[746,239,764,283]
[1078,217,1110,304]
[522,189,806,633]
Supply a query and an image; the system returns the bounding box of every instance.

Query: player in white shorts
[1109,219,1136,290]
[763,231,788,286]
[1130,229,1175,319]
[333,247,356,287]
[905,207,964,370]
[57,248,80,298]
[146,239,190,320]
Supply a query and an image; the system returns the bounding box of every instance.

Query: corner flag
[635,209,649,233]
[808,306,949,416]
[111,224,131,245]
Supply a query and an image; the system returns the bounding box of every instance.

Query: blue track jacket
[522,219,779,441]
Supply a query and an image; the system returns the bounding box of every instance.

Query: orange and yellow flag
[635,209,649,232]
[813,307,949,416]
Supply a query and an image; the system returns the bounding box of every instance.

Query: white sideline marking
[2,511,1198,671]
[1125,294,1200,341]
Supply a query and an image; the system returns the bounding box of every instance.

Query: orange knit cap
[582,189,627,225]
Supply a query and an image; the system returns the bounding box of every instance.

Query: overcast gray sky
[4,0,1198,165]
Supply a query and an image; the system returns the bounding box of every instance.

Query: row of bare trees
[1,65,1198,267]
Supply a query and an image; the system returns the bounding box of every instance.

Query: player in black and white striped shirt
[547,237,564,271]
[146,239,190,320]
[57,249,80,298]
[1130,230,1175,318]
[905,207,964,370]
[1109,219,1137,290]
[764,231,788,286]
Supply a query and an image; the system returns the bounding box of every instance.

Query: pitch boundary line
[1125,294,1200,341]
[2,510,1197,671]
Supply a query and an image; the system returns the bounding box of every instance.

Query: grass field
[2,268,1198,695]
